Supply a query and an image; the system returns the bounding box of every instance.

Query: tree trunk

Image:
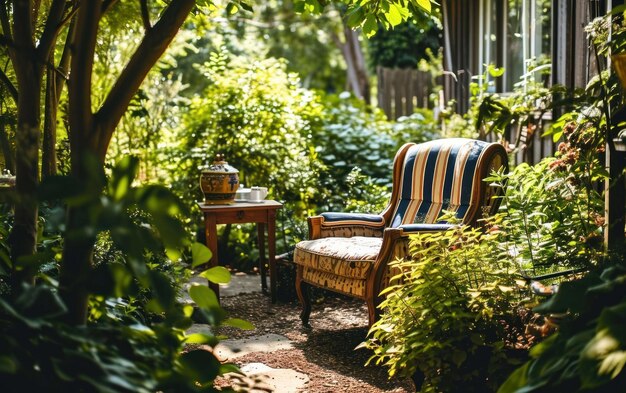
[344,26,370,105]
[331,24,371,104]
[59,205,97,325]
[58,0,196,325]
[10,63,41,285]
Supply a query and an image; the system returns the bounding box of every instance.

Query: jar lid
[202,153,239,174]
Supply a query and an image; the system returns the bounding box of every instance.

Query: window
[478,0,552,92]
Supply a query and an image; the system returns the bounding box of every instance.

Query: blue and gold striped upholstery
[388,138,502,226]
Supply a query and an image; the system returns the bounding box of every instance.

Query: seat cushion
[293,236,383,279]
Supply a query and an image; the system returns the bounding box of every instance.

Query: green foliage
[367,17,441,69]
[363,224,520,392]
[294,0,435,37]
[499,265,626,393]
[311,92,438,211]
[0,157,246,392]
[172,50,323,216]
[341,167,391,213]
[487,155,604,276]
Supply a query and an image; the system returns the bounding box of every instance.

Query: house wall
[442,0,607,114]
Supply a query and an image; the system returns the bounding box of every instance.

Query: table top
[197,199,283,212]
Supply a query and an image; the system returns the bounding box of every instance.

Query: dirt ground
[215,291,415,393]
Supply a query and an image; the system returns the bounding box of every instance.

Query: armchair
[293,138,508,327]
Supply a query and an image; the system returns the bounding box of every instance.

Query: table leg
[257,222,267,293]
[204,212,220,300]
[268,210,277,303]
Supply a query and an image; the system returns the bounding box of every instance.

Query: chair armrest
[308,213,385,240]
[320,212,385,226]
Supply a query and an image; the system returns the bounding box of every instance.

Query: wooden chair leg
[366,295,380,328]
[295,265,311,327]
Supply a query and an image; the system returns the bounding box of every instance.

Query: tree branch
[57,3,79,34]
[36,0,68,69]
[101,0,119,14]
[140,0,151,31]
[95,0,194,159]
[55,17,75,99]
[0,67,17,102]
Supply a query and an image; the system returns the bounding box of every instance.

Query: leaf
[239,1,253,12]
[346,6,365,28]
[110,156,139,201]
[191,242,212,268]
[188,284,219,309]
[179,350,221,384]
[416,0,431,13]
[363,15,378,38]
[185,333,218,345]
[226,2,238,15]
[0,356,17,374]
[487,64,505,77]
[384,4,403,27]
[149,271,176,311]
[497,362,530,393]
[223,318,255,330]
[219,363,241,375]
[200,266,231,284]
[451,349,467,367]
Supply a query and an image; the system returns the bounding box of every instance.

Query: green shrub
[363,223,521,392]
[0,157,250,392]
[311,92,438,212]
[487,154,604,276]
[499,264,626,393]
[171,49,324,216]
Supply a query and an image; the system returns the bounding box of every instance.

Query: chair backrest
[381,138,508,227]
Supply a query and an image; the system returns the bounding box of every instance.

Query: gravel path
[214,291,415,392]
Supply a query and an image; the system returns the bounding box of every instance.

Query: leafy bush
[311,92,438,212]
[499,264,626,393]
[171,49,324,216]
[363,223,521,392]
[0,157,251,392]
[487,147,604,276]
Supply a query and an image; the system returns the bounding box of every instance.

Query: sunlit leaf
[200,266,231,284]
[416,0,431,13]
[189,284,219,309]
[223,318,255,330]
[191,242,212,268]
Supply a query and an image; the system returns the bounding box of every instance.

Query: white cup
[249,186,268,202]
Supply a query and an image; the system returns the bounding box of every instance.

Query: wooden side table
[198,200,283,302]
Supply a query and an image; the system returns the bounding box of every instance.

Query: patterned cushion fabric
[389,138,492,227]
[293,236,383,279]
[302,269,367,298]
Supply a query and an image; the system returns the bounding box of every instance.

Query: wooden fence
[377,67,434,120]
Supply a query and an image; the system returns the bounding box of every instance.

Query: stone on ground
[185,274,310,392]
[214,333,293,360]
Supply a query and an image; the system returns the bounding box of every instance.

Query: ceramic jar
[200,154,239,204]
